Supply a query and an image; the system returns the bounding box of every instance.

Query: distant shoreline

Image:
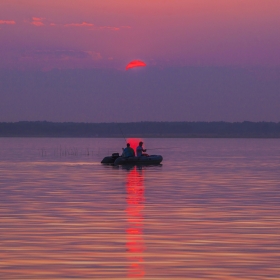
[1,121,280,138]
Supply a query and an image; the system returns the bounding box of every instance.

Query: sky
[0,0,280,122]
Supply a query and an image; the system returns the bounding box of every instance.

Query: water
[0,138,279,279]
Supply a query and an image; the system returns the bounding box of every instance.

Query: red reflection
[126,166,145,278]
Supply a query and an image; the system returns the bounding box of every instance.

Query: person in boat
[136,141,147,157]
[122,143,135,158]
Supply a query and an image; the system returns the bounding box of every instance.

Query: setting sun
[126,60,146,70]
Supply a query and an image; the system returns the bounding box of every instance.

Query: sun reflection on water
[125,166,145,278]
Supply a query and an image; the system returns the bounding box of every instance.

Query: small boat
[101,153,163,166]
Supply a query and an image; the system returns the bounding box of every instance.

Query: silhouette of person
[123,143,135,157]
[136,142,147,157]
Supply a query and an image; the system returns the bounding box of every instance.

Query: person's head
[139,141,143,146]
[127,143,130,147]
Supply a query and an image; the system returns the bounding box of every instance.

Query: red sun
[126,60,146,70]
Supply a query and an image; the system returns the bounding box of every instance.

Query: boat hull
[113,155,163,166]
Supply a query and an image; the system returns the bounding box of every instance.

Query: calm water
[0,138,279,280]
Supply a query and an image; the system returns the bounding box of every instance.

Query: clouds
[0,15,130,69]
[18,50,102,70]
[0,20,16,24]
[0,16,128,31]
[0,49,102,71]
[33,50,101,60]
[31,17,44,26]
[64,22,94,27]
[63,21,129,31]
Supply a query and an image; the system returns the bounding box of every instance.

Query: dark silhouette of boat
[101,153,163,166]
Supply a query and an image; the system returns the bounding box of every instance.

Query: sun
[126,60,146,70]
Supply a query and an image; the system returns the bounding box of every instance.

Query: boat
[101,153,163,166]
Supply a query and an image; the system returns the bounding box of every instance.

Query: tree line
[0,121,280,138]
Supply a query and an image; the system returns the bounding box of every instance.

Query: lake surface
[0,138,279,279]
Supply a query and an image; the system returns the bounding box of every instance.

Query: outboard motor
[101,152,120,164]
[112,153,120,160]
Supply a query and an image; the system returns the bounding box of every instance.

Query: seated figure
[136,141,147,157]
[123,143,135,157]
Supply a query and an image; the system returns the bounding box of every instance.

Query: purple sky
[0,0,280,122]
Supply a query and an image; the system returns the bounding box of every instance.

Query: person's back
[123,143,135,157]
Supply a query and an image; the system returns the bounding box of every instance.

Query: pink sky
[0,0,280,123]
[1,0,280,70]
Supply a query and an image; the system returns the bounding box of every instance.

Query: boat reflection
[125,166,145,278]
